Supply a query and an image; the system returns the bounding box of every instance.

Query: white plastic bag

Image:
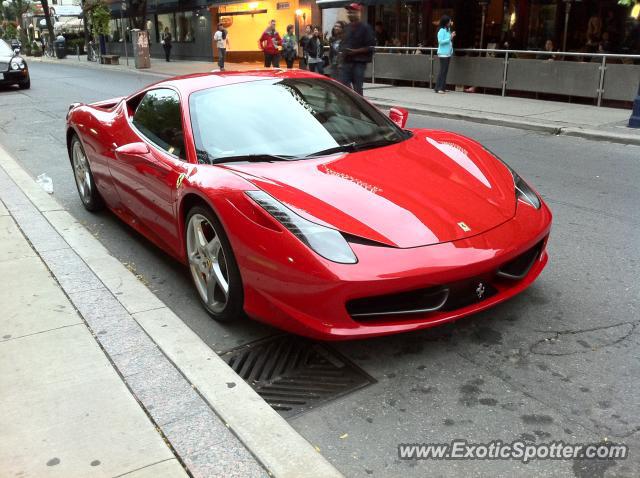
[36,173,53,194]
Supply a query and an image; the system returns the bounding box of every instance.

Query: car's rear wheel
[186,206,243,322]
[70,135,103,211]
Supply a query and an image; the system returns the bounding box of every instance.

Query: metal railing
[368,47,640,106]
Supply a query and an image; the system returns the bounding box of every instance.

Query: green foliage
[66,38,85,53]
[618,1,636,5]
[88,1,111,38]
[2,22,17,40]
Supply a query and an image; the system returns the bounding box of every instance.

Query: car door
[109,87,189,249]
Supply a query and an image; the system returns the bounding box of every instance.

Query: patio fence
[367,47,640,106]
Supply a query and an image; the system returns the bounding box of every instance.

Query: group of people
[210,2,375,95]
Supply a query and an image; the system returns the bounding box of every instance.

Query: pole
[501,51,509,97]
[121,2,128,66]
[629,81,640,128]
[562,1,571,53]
[596,56,606,107]
[479,4,486,52]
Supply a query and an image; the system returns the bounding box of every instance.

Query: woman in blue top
[435,15,455,94]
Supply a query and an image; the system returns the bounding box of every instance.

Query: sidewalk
[0,199,188,477]
[0,144,343,477]
[35,55,640,145]
[363,83,640,146]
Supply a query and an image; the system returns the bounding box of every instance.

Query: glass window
[189,79,406,163]
[132,89,185,159]
[175,11,196,42]
[156,13,176,43]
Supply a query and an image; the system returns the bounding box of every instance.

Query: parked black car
[0,39,30,89]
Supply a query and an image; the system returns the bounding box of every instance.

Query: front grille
[497,241,544,280]
[346,286,449,319]
[347,242,544,322]
[0,62,9,72]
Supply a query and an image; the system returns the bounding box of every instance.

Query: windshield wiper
[305,138,401,158]
[212,153,296,164]
[305,142,358,158]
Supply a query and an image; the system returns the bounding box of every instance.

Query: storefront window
[155,12,195,43]
[157,13,176,42]
[109,18,121,42]
[176,11,196,42]
[527,0,557,50]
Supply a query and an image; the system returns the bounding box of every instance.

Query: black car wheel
[70,134,104,211]
[18,78,30,89]
[185,205,244,322]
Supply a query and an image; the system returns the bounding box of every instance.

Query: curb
[368,99,640,146]
[0,144,343,478]
[33,56,174,78]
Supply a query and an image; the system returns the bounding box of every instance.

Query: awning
[316,0,395,9]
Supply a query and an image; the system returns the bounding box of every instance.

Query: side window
[132,88,185,159]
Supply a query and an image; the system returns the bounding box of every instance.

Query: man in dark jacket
[259,20,282,68]
[340,3,375,95]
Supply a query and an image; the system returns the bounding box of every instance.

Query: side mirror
[115,142,150,156]
[389,107,409,129]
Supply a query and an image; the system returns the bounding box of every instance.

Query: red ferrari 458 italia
[66,70,551,340]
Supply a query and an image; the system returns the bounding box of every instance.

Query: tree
[40,0,55,46]
[128,0,147,30]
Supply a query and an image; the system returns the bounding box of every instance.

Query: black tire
[69,134,104,212]
[18,79,30,89]
[185,205,244,322]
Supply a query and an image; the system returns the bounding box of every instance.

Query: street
[1,61,639,477]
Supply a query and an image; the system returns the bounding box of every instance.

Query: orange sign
[220,17,233,28]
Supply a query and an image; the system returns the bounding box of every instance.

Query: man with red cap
[340,3,375,95]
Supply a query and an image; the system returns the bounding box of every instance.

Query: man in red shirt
[259,20,283,68]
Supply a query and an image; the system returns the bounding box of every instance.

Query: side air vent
[497,241,544,280]
[346,286,449,319]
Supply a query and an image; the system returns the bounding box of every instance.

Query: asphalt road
[1,62,639,478]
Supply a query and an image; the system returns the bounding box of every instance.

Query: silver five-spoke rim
[187,214,230,313]
[72,141,91,203]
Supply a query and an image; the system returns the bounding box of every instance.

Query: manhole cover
[221,335,375,418]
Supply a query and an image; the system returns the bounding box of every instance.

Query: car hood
[223,130,517,248]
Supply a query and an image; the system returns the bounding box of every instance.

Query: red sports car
[66,70,551,340]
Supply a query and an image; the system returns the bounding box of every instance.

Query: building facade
[321,0,640,54]
[103,0,640,62]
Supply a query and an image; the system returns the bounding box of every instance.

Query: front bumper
[1,68,29,85]
[223,194,552,340]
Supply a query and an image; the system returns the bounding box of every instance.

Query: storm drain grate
[221,335,376,418]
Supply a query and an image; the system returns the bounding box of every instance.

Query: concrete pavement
[0,200,188,478]
[363,84,640,146]
[0,143,343,478]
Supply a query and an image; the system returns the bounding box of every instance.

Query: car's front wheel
[18,78,30,89]
[70,134,103,211]
[185,206,244,322]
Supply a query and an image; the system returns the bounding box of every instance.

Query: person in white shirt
[213,23,229,71]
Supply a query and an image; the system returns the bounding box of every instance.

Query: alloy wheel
[72,140,92,204]
[186,213,230,313]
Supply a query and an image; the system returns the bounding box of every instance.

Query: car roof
[152,69,327,96]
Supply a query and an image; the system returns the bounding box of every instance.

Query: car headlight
[10,59,24,70]
[483,147,541,210]
[512,170,541,209]
[246,190,357,264]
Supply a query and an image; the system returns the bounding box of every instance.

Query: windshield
[0,40,13,57]
[189,78,408,163]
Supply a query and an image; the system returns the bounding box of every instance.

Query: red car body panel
[66,70,552,340]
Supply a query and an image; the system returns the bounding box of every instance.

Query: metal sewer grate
[221,335,376,418]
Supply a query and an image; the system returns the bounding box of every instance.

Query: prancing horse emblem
[458,221,471,232]
[476,282,486,299]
